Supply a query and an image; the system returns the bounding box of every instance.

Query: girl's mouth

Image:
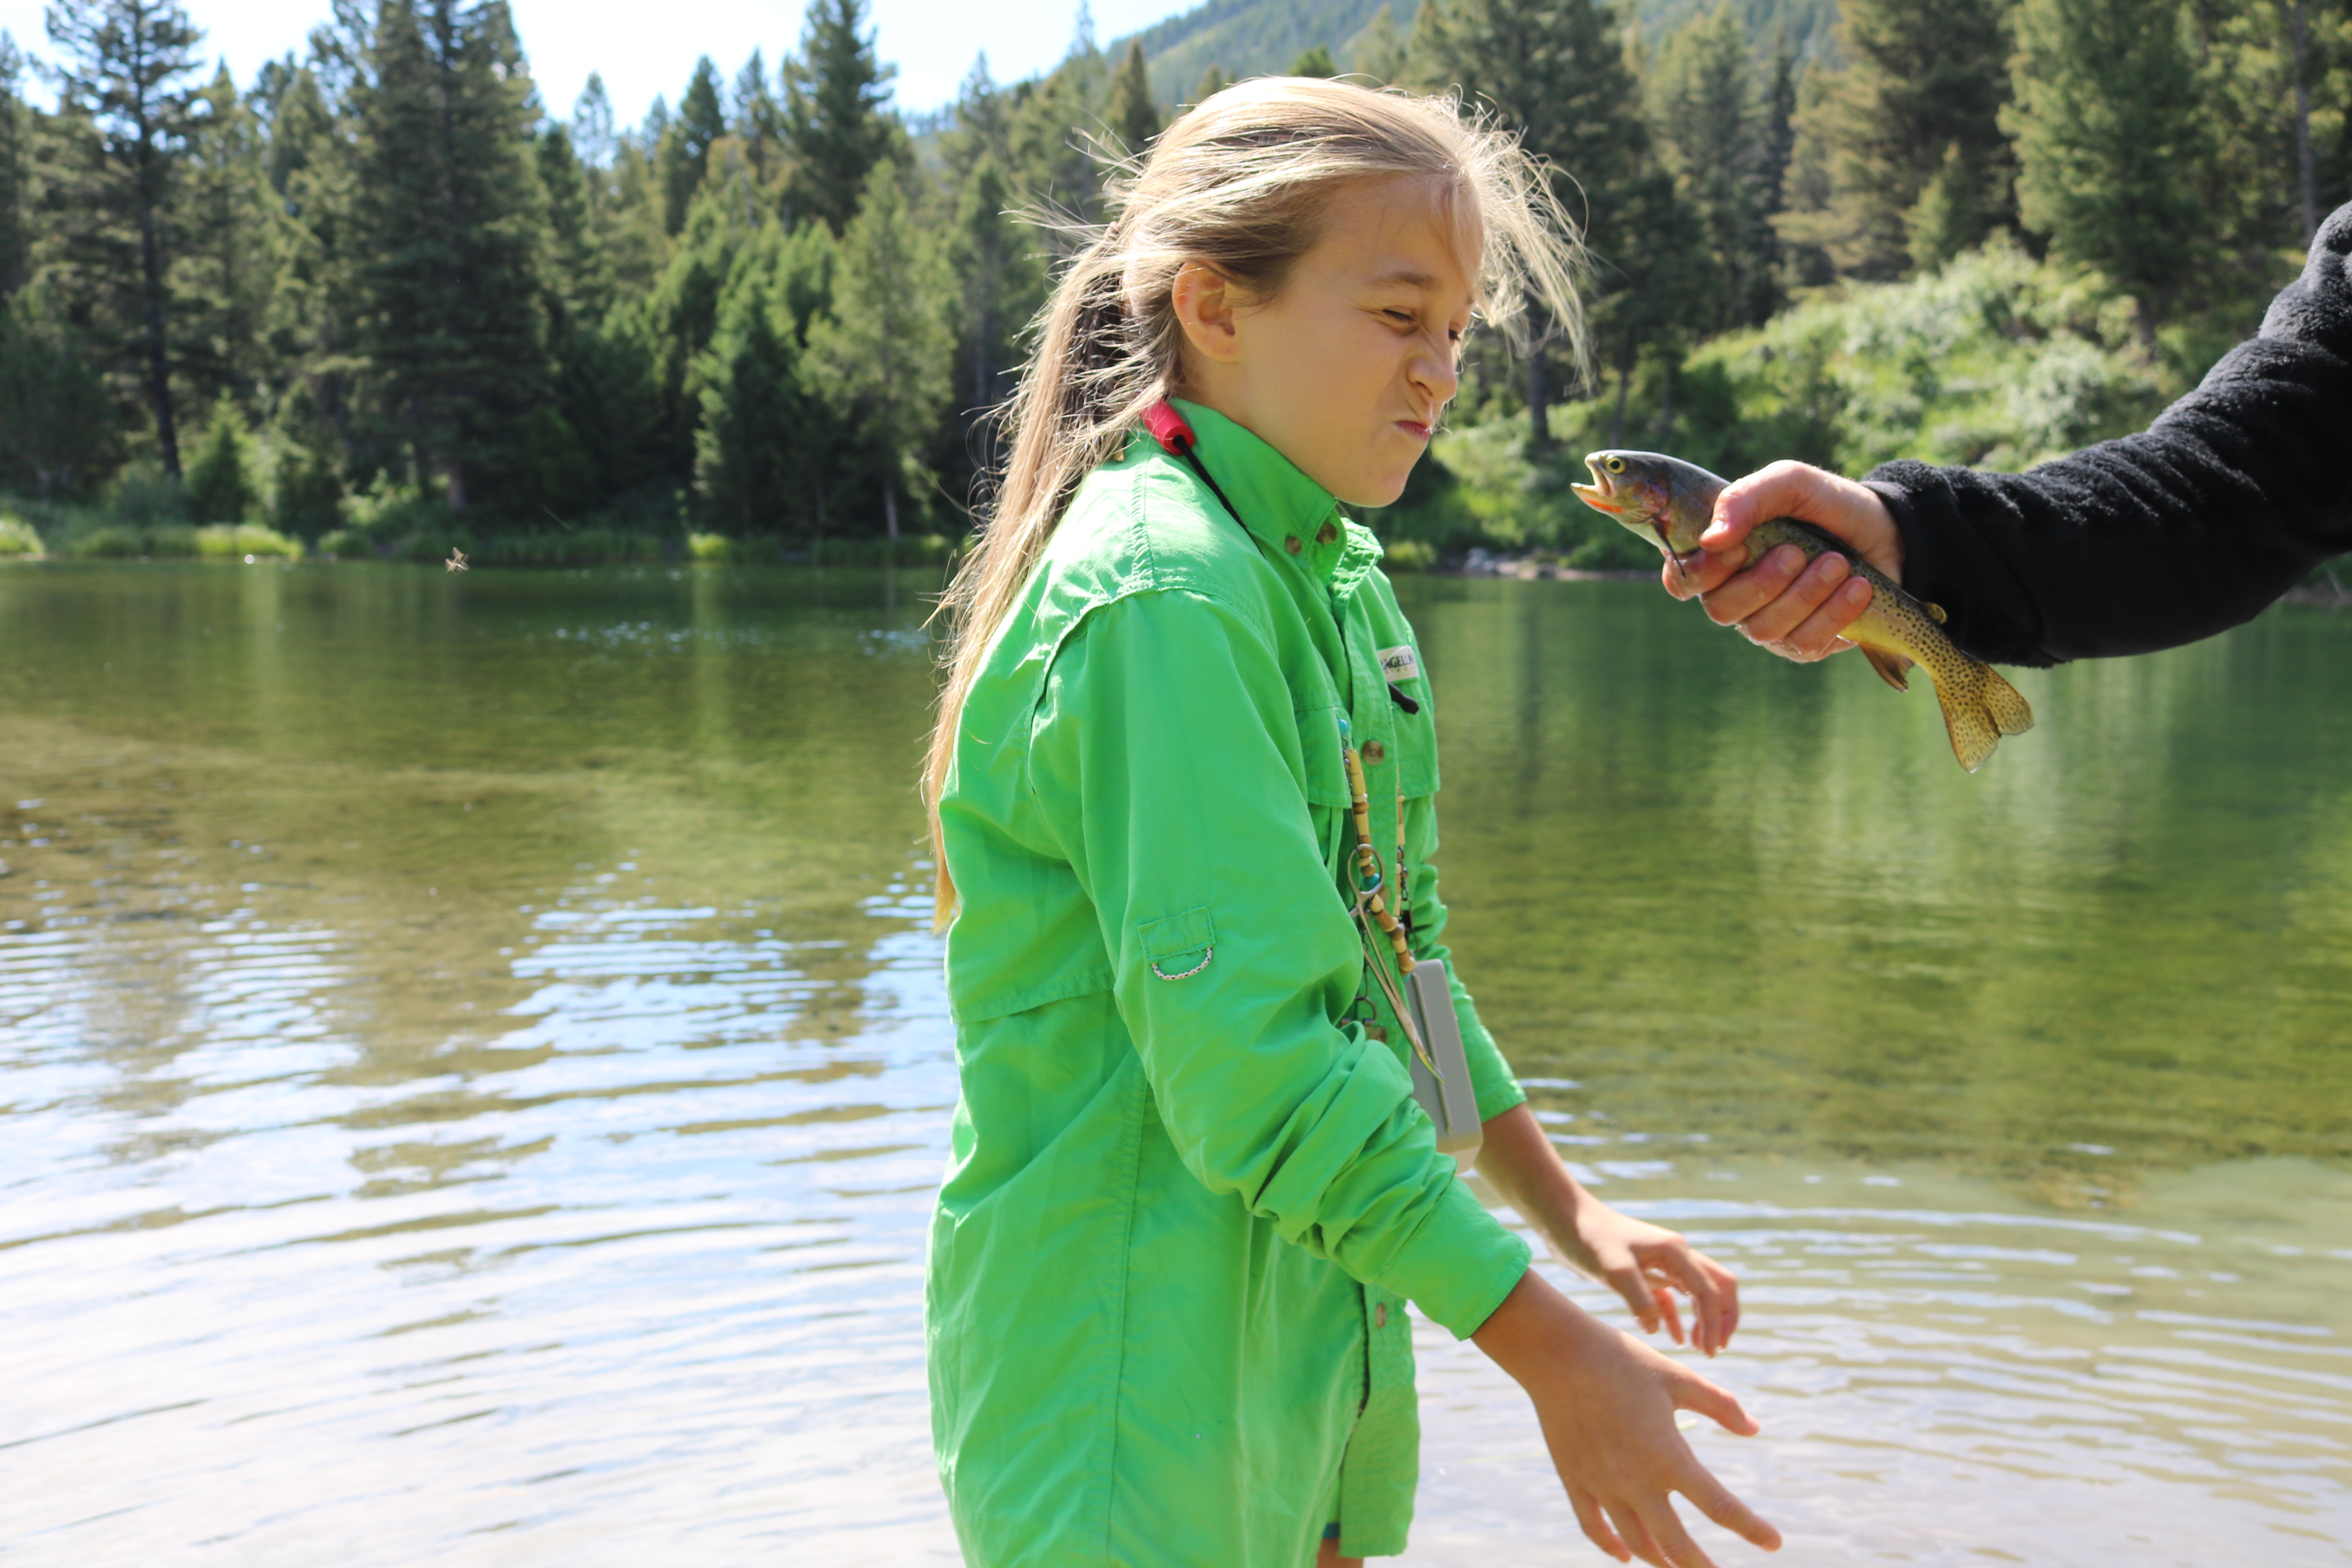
[1394,420,1432,442]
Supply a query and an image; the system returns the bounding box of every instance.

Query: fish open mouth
[1570,457,1624,514]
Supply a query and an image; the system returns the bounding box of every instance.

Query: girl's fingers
[1651,1282,1687,1346]
[1710,1260,1742,1352]
[1668,1365,1761,1437]
[1650,1250,1722,1355]
[1634,1499,1722,1568]
[1608,1264,1664,1334]
[1677,1463,1785,1553]
[1604,1499,1673,1568]
[1569,1486,1632,1563]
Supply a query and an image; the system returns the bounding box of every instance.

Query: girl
[924,77,1781,1568]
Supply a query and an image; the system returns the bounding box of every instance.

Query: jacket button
[1375,1303,1388,1328]
[1361,740,1385,766]
[1316,520,1338,544]
[1284,535,1303,555]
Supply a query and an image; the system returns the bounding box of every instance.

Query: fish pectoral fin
[1860,646,1915,692]
[1925,601,1948,624]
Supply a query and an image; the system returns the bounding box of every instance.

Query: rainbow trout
[1573,450,2034,772]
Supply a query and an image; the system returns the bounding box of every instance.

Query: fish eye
[1604,457,1624,474]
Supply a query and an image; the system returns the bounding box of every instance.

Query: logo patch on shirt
[1378,645,1421,682]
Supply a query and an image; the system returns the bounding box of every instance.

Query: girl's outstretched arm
[1473,1269,1780,1568]
[1475,1104,1742,1356]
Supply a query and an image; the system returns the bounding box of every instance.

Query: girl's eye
[1384,309,1417,327]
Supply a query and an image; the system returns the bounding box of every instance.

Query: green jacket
[929,401,1530,1566]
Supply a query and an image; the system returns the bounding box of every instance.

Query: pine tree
[1193,64,1234,103]
[1647,6,1774,333]
[943,57,1042,482]
[733,50,786,189]
[350,0,550,510]
[175,66,273,408]
[782,0,900,234]
[1757,29,1797,279]
[1773,0,2014,279]
[266,378,345,538]
[1009,44,1110,232]
[1410,0,1657,448]
[539,124,611,328]
[1107,41,1161,156]
[810,159,950,538]
[0,34,30,300]
[571,73,617,169]
[631,185,767,484]
[0,279,121,497]
[256,63,358,457]
[2008,0,2216,334]
[1351,7,1412,85]
[183,389,256,520]
[694,235,830,535]
[1289,45,1339,77]
[44,0,207,477]
[661,57,726,232]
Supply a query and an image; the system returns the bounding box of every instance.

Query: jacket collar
[1165,398,1370,588]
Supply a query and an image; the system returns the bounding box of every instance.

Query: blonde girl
[924,76,1781,1568]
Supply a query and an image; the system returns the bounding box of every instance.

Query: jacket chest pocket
[1296,702,1353,813]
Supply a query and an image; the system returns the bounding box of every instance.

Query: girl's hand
[1474,1269,1780,1568]
[1557,1201,1742,1358]
[1474,1105,1743,1355]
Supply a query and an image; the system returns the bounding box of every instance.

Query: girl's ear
[1171,260,1244,365]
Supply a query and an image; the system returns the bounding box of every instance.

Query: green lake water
[3,560,2348,1566]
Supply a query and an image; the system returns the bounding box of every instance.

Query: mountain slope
[1123,0,1841,109]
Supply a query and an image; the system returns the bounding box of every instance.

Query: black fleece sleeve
[1860,200,2352,669]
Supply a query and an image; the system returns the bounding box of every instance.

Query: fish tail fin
[1983,666,2036,737]
[1930,658,2035,773]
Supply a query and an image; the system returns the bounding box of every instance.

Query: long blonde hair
[925,76,1587,922]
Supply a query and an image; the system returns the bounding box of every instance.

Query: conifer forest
[0,0,2344,567]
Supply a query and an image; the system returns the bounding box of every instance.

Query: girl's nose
[1411,338,1460,407]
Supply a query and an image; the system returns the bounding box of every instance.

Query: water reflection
[2,562,2348,1566]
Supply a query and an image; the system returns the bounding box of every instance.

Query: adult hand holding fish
[1657,461,1905,664]
[1574,450,2034,772]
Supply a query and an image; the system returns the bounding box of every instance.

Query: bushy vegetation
[0,0,2339,569]
[0,514,40,555]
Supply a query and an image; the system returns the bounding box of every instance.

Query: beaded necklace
[1338,715,1440,1078]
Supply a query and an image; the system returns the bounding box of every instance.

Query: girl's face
[1172,176,1476,508]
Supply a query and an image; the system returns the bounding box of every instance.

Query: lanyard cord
[1343,716,1438,1076]
[1142,398,1268,561]
[1143,400,1435,1071]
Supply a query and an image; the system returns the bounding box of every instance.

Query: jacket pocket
[1296,702,1352,811]
[1138,906,1216,981]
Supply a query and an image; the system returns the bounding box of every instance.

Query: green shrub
[315,528,361,558]
[1672,236,2170,475]
[810,533,956,566]
[0,516,42,556]
[686,531,732,561]
[1381,538,1436,572]
[184,394,260,523]
[194,523,302,559]
[105,463,188,526]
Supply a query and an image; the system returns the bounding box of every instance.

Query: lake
[3,560,2348,1567]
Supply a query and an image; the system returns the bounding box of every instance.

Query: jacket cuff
[1377,1177,1532,1339]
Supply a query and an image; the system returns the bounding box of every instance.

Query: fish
[1572,450,2034,772]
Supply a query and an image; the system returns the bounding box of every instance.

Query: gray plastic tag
[1406,958,1483,1168]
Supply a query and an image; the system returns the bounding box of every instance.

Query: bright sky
[0,0,1193,122]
